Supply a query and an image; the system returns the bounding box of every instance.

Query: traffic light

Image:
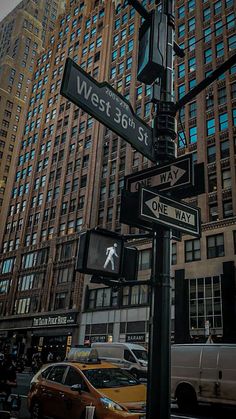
[76,229,123,278]
[137,10,167,85]
[76,229,139,282]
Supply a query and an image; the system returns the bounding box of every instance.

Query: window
[178,63,185,78]
[215,20,223,36]
[188,0,195,11]
[223,200,233,218]
[189,276,222,330]
[220,140,229,159]
[204,27,211,42]
[188,57,196,74]
[204,48,212,64]
[218,88,226,105]
[188,37,195,51]
[58,268,73,283]
[209,204,218,221]
[185,239,201,262]
[178,23,185,38]
[214,1,222,15]
[219,113,228,131]
[189,126,197,143]
[208,173,217,192]
[64,367,87,388]
[47,365,67,383]
[226,13,235,29]
[222,169,231,189]
[112,50,117,61]
[207,145,216,163]
[233,109,236,126]
[207,118,215,136]
[189,102,196,118]
[15,298,30,314]
[178,83,185,99]
[1,258,15,274]
[203,7,211,21]
[216,41,224,57]
[139,249,151,270]
[172,243,177,265]
[228,34,236,51]
[178,5,185,18]
[75,218,83,232]
[207,234,224,258]
[188,18,195,32]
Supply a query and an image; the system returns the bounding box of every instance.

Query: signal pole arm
[127,0,150,20]
[175,52,236,112]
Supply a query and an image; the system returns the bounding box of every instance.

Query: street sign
[61,58,155,162]
[125,155,193,193]
[139,187,201,237]
[120,190,182,241]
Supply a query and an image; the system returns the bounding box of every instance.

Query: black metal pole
[147,228,171,419]
[147,1,175,419]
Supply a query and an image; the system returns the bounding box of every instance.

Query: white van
[171,343,236,410]
[91,342,148,379]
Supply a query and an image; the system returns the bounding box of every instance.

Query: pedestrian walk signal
[76,229,123,278]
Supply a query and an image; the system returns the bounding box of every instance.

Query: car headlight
[100,397,124,411]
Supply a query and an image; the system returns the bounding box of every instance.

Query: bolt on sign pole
[146,1,175,419]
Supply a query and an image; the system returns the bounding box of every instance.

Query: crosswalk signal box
[76,230,123,278]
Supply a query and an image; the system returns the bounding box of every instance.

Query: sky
[0,0,22,21]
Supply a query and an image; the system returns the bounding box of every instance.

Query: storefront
[31,313,77,362]
[0,311,78,362]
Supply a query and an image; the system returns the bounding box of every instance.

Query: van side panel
[199,346,219,401]
[218,347,236,404]
[94,346,124,360]
[171,345,201,398]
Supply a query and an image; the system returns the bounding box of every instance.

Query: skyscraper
[0,0,66,216]
[0,0,235,359]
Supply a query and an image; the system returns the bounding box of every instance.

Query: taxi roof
[66,361,118,370]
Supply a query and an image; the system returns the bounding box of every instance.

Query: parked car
[91,343,148,379]
[171,343,236,411]
[28,359,146,419]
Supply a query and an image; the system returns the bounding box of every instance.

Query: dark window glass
[47,365,67,383]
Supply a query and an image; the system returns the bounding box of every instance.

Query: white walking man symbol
[103,243,119,271]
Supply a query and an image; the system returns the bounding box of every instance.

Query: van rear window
[83,368,139,388]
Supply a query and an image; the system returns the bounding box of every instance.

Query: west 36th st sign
[140,187,201,237]
[61,58,155,162]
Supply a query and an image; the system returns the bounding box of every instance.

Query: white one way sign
[139,187,201,237]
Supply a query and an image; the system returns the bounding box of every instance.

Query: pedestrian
[0,354,17,400]
[47,351,54,363]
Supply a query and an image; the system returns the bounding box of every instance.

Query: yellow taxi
[28,357,146,419]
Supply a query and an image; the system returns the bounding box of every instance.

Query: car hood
[98,384,146,407]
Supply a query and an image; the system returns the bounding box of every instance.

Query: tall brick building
[0,0,235,360]
[0,0,66,216]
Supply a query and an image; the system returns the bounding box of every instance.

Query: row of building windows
[178,109,236,147]
[139,232,236,269]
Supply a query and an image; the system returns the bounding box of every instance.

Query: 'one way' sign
[139,187,201,237]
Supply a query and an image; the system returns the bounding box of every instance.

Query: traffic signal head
[137,11,167,85]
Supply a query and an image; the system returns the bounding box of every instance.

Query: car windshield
[83,368,139,388]
[132,350,148,361]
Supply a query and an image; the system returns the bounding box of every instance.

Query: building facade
[0,0,66,217]
[0,0,235,360]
